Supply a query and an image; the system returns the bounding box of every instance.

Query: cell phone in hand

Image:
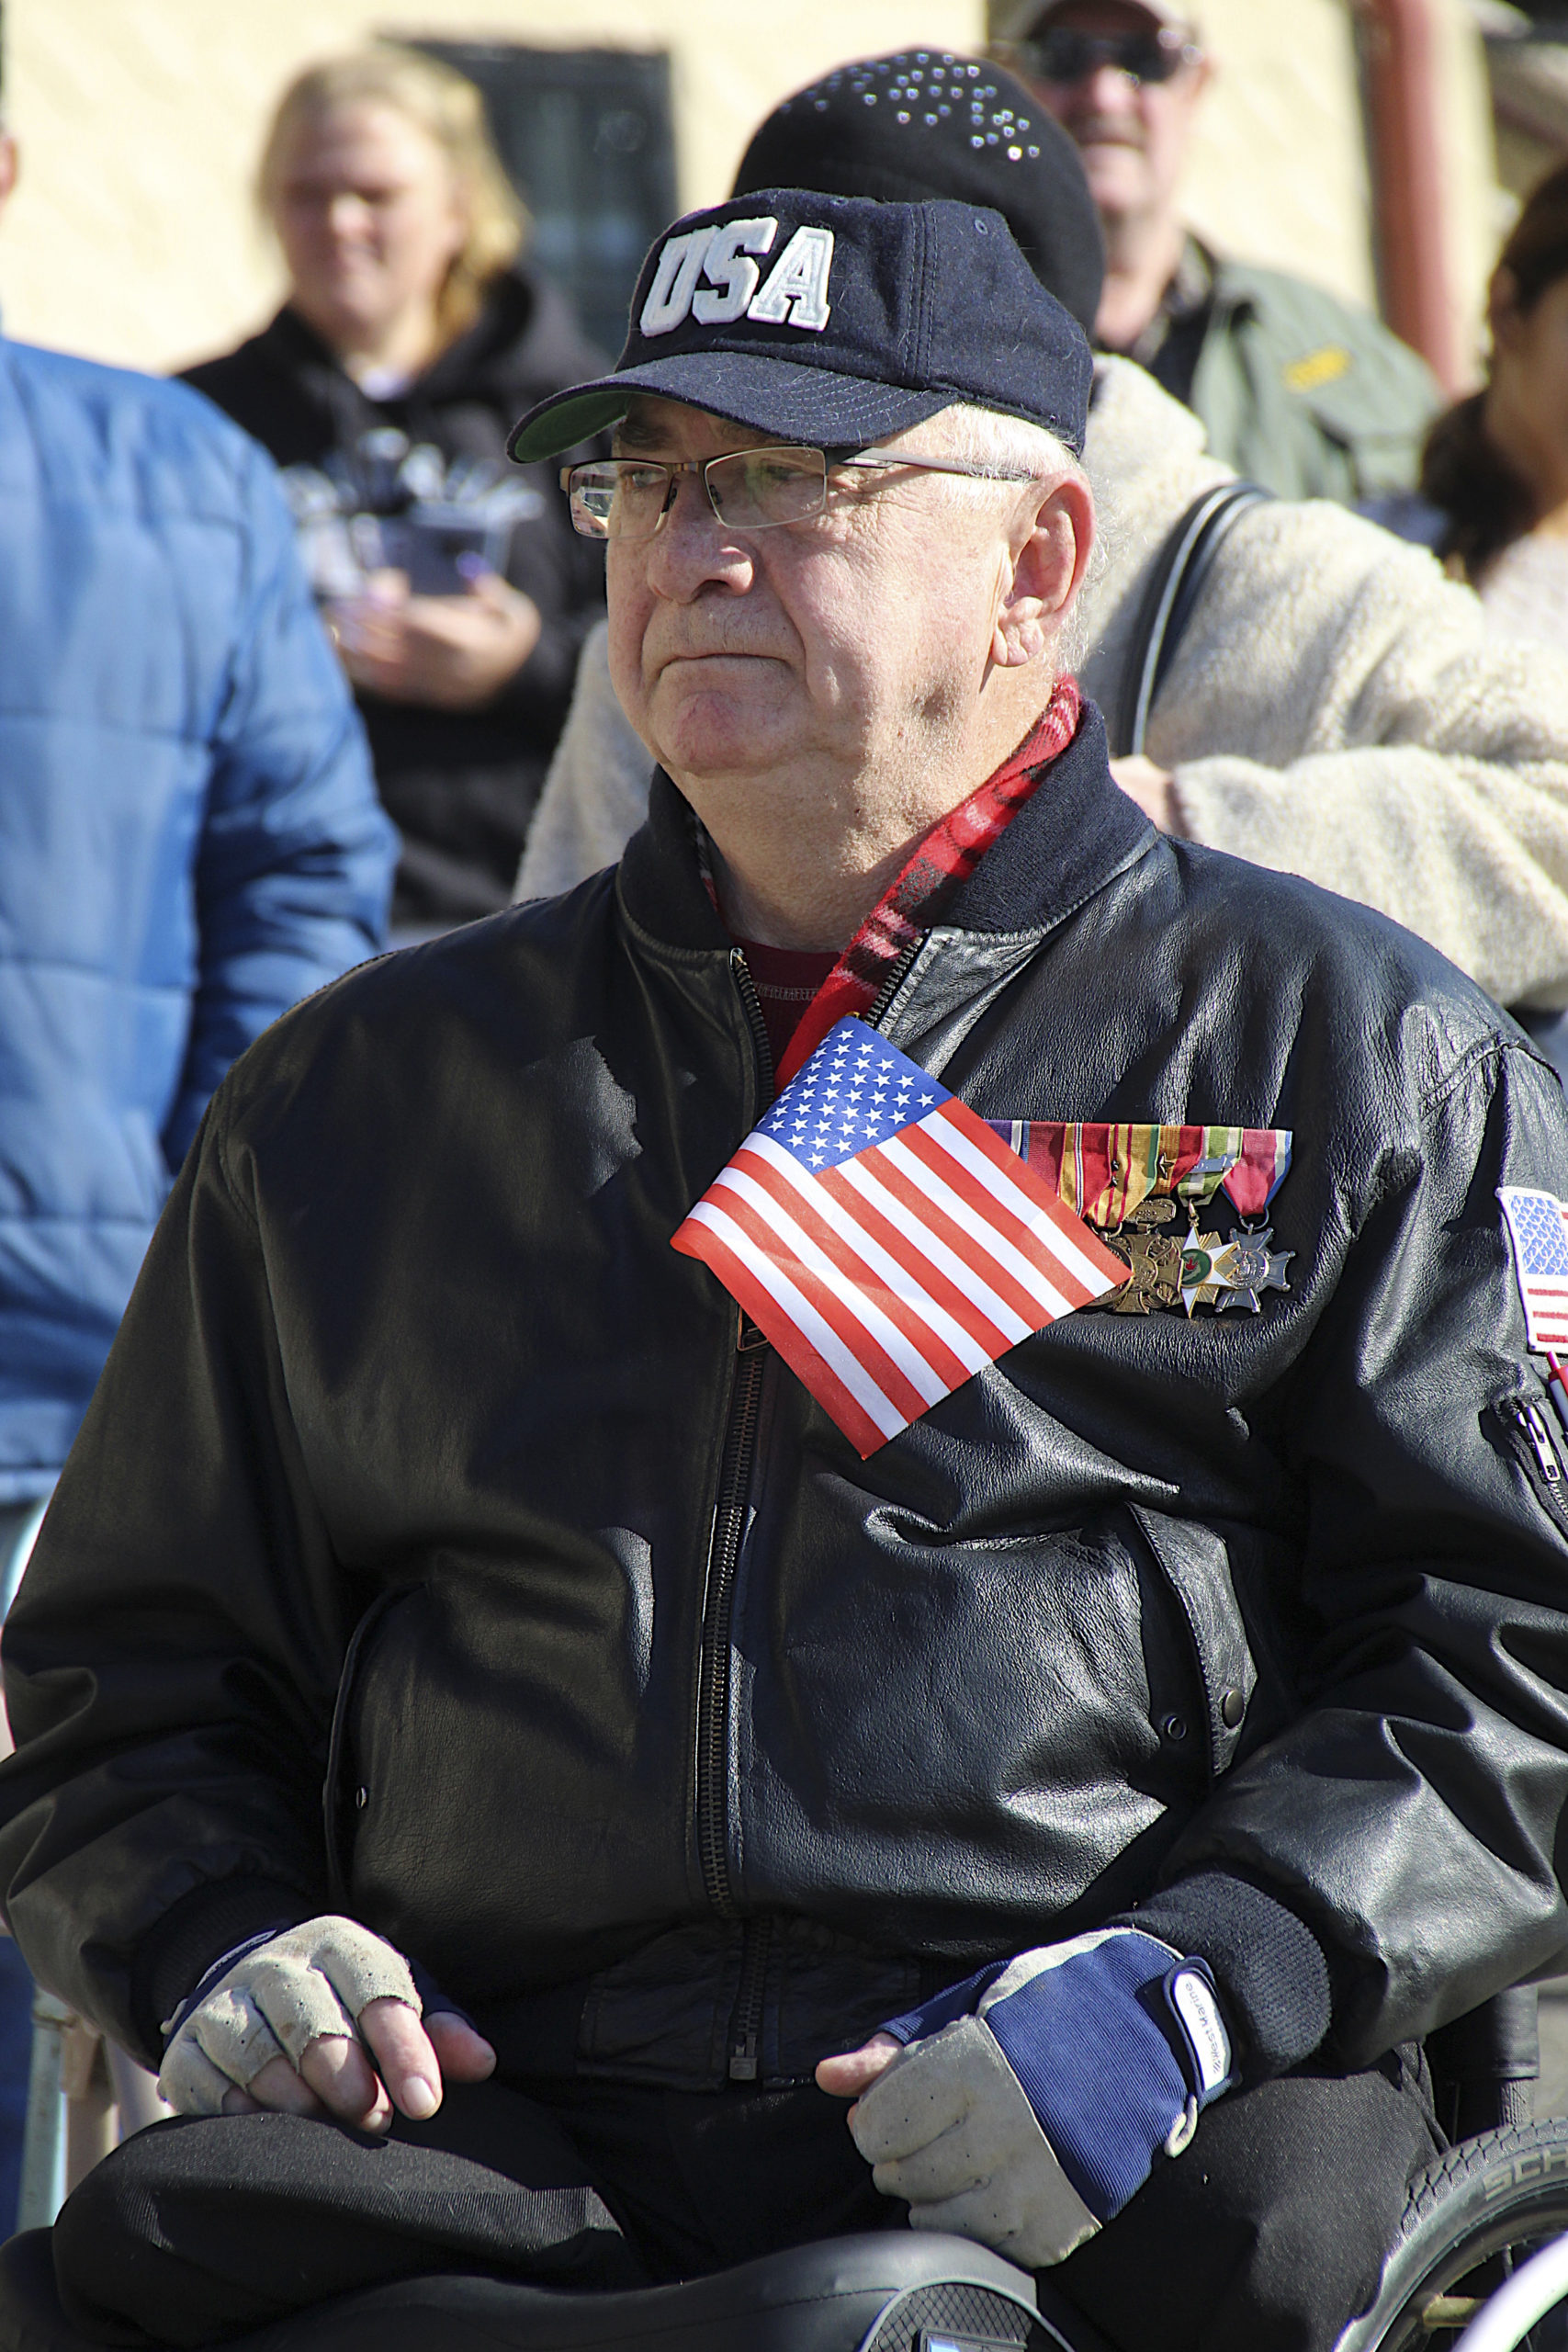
[359,507,510,596]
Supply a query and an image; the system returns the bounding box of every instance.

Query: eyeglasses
[1009,24,1201,87]
[560,444,1042,541]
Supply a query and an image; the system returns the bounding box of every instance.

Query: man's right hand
[157,1915,496,2131]
[821,1929,1235,2270]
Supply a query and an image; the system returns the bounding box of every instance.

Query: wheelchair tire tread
[1395,2118,1568,2237]
[1335,2115,1568,2352]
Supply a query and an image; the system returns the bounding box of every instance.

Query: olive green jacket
[1188,254,1440,503]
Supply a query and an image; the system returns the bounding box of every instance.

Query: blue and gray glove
[848,1927,1235,2269]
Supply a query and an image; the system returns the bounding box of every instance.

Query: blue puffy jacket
[0,337,396,1499]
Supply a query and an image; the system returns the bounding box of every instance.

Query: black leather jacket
[6,707,1568,2090]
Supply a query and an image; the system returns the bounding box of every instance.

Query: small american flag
[1498,1187,1568,1350]
[672,1017,1128,1456]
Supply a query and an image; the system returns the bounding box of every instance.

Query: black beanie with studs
[732,50,1105,337]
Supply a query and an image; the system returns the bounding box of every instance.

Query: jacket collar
[617,695,1153,956]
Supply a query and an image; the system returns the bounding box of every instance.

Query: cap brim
[508,350,952,466]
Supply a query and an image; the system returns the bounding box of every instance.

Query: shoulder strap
[1112,480,1272,758]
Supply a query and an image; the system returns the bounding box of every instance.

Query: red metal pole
[1358,0,1467,393]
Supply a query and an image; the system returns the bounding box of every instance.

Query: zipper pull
[738,1310,769,1353]
[1517,1396,1562,1487]
[728,2029,760,2082]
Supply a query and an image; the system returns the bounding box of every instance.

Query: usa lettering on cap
[639,218,835,339]
[506,189,1095,469]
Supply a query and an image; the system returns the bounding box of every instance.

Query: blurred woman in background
[1385,162,1568,652]
[184,47,605,932]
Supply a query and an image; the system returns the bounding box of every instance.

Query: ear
[0,134,18,219]
[990,474,1094,669]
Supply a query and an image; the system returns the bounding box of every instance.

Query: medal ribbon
[991,1123,1292,1228]
[1223,1127,1293,1220]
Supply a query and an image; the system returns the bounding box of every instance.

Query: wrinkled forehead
[612,397,786,458]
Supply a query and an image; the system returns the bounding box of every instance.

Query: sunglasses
[1012,24,1201,86]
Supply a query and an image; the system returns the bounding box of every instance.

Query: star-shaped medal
[1179,1228,1229,1316]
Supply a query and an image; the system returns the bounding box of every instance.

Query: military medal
[1211,1225,1293,1312]
[993,1121,1295,1317]
[1179,1227,1230,1315]
[1179,1225,1293,1316]
[1105,1198,1182,1313]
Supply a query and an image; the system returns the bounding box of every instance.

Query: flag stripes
[702,1163,955,1408]
[680,1205,904,1453]
[674,1020,1128,1455]
[742,1136,992,1374]
[908,1110,1120,1298]
[833,1154,1032,1351]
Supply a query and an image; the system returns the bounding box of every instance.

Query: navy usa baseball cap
[507,187,1092,465]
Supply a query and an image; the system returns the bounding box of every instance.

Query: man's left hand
[328,571,542,709]
[1111,754,1181,832]
[817,1928,1234,2270]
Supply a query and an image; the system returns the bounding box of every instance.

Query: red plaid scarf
[771,675,1082,1086]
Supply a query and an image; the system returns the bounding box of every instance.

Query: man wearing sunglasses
[995,0,1440,501]
[4,188,1568,2352]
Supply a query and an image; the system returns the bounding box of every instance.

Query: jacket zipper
[699,953,914,2078]
[866,942,921,1031]
[695,955,773,2077]
[728,1910,773,2082]
[695,1312,768,1923]
[1497,1393,1568,1537]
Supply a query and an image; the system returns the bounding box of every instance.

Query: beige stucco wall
[0,1,984,373]
[0,0,1497,379]
[1166,0,1495,373]
[1179,0,1377,310]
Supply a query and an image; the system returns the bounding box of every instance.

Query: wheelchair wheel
[1337,2117,1568,2351]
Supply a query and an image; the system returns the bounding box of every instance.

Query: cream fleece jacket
[517,358,1568,1011]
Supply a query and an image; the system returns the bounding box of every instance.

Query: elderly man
[3,190,1568,2352]
[992,0,1438,500]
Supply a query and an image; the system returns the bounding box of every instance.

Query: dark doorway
[409,40,678,361]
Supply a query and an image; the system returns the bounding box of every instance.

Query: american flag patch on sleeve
[672,1017,1129,1456]
[1498,1186,1568,1351]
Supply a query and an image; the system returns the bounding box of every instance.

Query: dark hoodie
[183,267,607,924]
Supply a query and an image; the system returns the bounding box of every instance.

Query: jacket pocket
[322,1583,422,1909]
[1126,1504,1260,1779]
[1489,1385,1568,1541]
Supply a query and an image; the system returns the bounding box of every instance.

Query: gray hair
[898,402,1098,673]
[919,401,1077,483]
